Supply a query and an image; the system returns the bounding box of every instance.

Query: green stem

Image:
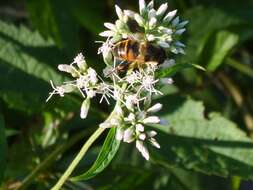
[51,127,106,190]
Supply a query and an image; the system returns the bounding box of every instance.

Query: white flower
[73,53,87,70]
[46,81,75,102]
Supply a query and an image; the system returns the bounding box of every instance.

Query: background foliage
[0,0,253,189]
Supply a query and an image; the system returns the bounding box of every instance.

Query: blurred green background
[0,0,253,189]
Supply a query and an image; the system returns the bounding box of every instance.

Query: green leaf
[152,96,253,179]
[0,20,66,113]
[181,7,248,67]
[71,0,105,34]
[0,114,7,183]
[26,0,79,55]
[71,127,121,181]
[207,31,239,72]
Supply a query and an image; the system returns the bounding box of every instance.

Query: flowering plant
[48,0,187,189]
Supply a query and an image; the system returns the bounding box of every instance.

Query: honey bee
[112,38,167,72]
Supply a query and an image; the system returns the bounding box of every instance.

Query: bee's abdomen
[145,43,166,64]
[113,40,139,62]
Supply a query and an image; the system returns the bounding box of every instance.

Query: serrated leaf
[0,20,66,112]
[207,31,239,72]
[0,114,7,183]
[71,127,121,181]
[152,96,253,179]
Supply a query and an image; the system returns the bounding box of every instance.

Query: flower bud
[139,0,146,15]
[134,14,145,27]
[143,116,160,124]
[80,98,90,119]
[163,10,177,22]
[156,3,168,17]
[147,103,163,113]
[115,5,123,20]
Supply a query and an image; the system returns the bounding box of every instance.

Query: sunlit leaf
[152,97,253,179]
[71,127,121,181]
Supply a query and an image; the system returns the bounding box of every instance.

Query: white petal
[136,124,145,132]
[150,138,160,149]
[143,116,160,124]
[156,3,168,17]
[175,28,186,35]
[80,98,90,119]
[172,16,180,26]
[147,103,163,113]
[139,0,146,15]
[115,5,123,19]
[163,10,177,22]
[99,30,116,37]
[104,22,117,31]
[134,13,145,27]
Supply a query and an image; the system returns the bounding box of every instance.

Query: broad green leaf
[152,96,253,179]
[71,127,121,181]
[26,0,79,55]
[0,20,68,113]
[180,7,248,67]
[0,115,7,183]
[207,31,239,72]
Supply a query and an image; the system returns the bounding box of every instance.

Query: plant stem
[18,129,93,190]
[51,127,106,190]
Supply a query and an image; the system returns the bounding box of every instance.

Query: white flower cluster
[47,53,115,119]
[99,0,188,56]
[48,0,187,160]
